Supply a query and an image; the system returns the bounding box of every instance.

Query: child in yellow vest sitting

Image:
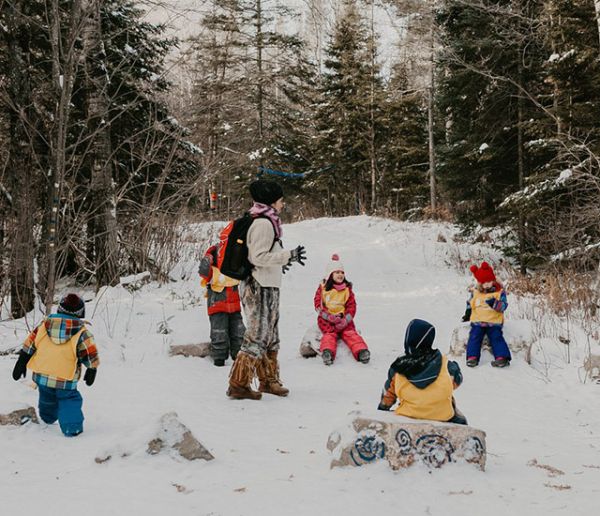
[378,319,467,425]
[11,294,99,436]
[462,261,511,368]
[314,254,370,365]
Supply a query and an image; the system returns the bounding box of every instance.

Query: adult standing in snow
[227,179,306,400]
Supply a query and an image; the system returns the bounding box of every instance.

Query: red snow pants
[319,328,368,360]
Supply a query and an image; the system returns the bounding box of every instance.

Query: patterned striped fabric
[22,314,99,390]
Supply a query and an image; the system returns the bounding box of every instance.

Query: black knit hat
[404,319,436,356]
[249,179,283,205]
[58,293,85,318]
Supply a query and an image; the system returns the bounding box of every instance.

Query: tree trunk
[42,0,83,312]
[595,2,600,56]
[368,0,377,214]
[256,0,265,144]
[517,57,526,275]
[6,0,35,318]
[427,3,437,213]
[82,0,120,289]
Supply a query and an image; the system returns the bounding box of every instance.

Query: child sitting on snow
[462,261,511,368]
[198,245,245,367]
[314,254,370,366]
[11,294,99,436]
[378,319,467,425]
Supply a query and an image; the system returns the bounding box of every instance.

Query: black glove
[289,245,306,266]
[84,368,97,386]
[12,351,31,381]
[282,263,292,274]
[461,307,472,322]
[377,402,391,411]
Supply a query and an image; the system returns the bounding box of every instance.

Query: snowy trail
[1,216,599,515]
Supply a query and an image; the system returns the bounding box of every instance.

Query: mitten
[334,314,352,332]
[12,351,31,381]
[485,298,496,309]
[289,245,306,266]
[377,402,391,411]
[461,307,472,322]
[84,368,97,386]
[319,310,337,324]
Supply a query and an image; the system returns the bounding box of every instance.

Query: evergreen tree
[313,0,383,215]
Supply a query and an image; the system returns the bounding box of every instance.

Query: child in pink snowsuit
[313,254,370,366]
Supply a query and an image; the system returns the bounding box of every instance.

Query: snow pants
[239,276,280,359]
[210,312,245,361]
[466,324,511,360]
[320,328,368,360]
[38,385,84,436]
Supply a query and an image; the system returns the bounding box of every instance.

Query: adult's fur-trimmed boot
[257,350,289,397]
[227,352,262,400]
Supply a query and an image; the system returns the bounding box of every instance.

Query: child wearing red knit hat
[314,254,370,366]
[462,262,511,368]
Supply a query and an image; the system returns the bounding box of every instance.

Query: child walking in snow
[314,254,370,366]
[198,245,245,367]
[11,294,99,436]
[462,261,511,368]
[378,319,467,424]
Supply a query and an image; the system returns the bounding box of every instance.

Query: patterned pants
[239,276,280,358]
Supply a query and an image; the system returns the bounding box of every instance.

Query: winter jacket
[314,281,357,334]
[23,314,99,390]
[467,282,508,326]
[247,217,291,288]
[199,260,241,315]
[380,350,462,422]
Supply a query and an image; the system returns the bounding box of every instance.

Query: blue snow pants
[466,324,511,360]
[38,385,84,436]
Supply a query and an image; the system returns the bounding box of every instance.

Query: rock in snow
[0,406,39,426]
[147,412,214,462]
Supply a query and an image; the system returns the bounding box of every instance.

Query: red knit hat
[470,262,496,284]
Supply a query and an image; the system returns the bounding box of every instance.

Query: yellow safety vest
[27,324,83,381]
[470,289,504,324]
[321,285,350,316]
[394,355,454,421]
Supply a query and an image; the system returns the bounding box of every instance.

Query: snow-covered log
[328,413,486,471]
[169,342,211,358]
[448,321,533,357]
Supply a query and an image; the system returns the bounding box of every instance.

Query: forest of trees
[1,0,599,318]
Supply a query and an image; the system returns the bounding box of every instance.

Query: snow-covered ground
[1,216,599,515]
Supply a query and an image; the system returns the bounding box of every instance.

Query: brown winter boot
[257,350,289,397]
[227,352,262,400]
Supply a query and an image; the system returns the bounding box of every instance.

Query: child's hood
[405,349,443,389]
[44,314,84,345]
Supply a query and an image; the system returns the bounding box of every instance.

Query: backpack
[214,213,258,280]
